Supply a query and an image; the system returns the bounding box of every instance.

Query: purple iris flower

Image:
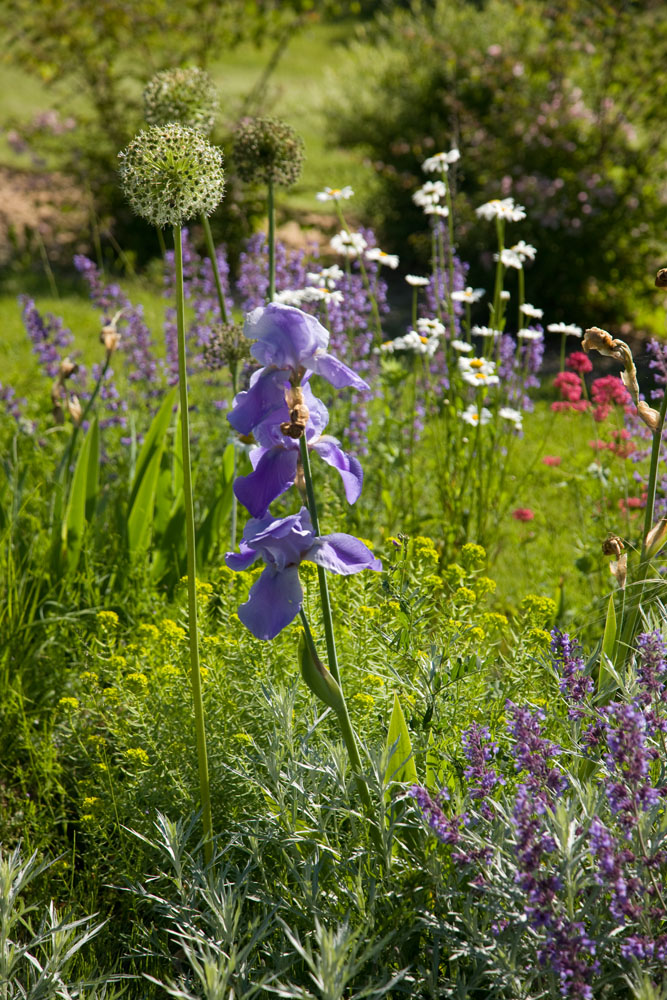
[225,507,381,640]
[234,383,363,517]
[228,304,370,436]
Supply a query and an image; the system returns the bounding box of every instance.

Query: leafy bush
[327,0,667,323]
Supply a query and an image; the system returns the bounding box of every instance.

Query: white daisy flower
[511,240,537,261]
[459,356,496,376]
[422,148,460,173]
[500,290,511,301]
[499,406,523,425]
[412,180,447,209]
[451,339,473,353]
[315,185,354,202]
[273,288,308,306]
[330,230,367,258]
[366,247,400,269]
[494,249,523,270]
[307,265,344,290]
[451,286,485,304]
[517,328,543,340]
[520,303,544,319]
[547,322,583,337]
[423,203,449,217]
[406,275,430,287]
[299,286,344,307]
[461,404,492,426]
[471,325,502,339]
[476,197,526,222]
[462,370,500,387]
[417,317,446,337]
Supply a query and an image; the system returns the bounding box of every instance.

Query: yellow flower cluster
[351,692,375,712]
[97,610,119,629]
[125,747,149,766]
[160,618,186,643]
[520,595,557,626]
[461,543,486,568]
[58,696,79,711]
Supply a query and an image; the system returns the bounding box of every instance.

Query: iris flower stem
[268,178,276,302]
[174,224,213,863]
[298,436,383,851]
[299,434,339,683]
[617,387,667,666]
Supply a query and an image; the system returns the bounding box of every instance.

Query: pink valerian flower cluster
[589,429,636,459]
[552,370,633,423]
[566,351,593,374]
[590,375,631,422]
[551,370,588,412]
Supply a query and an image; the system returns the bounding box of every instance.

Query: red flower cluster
[551,371,588,412]
[542,455,562,466]
[619,493,647,514]
[512,508,535,521]
[566,351,593,375]
[589,429,636,459]
[590,375,631,422]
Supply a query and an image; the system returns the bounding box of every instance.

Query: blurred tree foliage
[0,0,346,266]
[328,0,667,324]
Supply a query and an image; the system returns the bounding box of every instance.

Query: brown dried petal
[637,400,661,433]
[655,268,667,288]
[610,552,627,590]
[645,518,667,560]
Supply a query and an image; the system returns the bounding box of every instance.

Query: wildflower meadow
[2,3,667,998]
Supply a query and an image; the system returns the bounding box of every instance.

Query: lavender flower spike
[226,507,381,640]
[228,304,369,436]
[234,383,363,517]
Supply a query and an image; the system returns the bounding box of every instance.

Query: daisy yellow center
[470,359,485,369]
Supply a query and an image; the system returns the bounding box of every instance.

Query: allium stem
[174,224,213,861]
[156,226,167,259]
[201,214,228,324]
[267,178,276,302]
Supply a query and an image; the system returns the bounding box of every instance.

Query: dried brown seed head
[602,534,624,557]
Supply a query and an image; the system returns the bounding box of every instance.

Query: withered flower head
[655,268,667,288]
[602,534,624,558]
[68,394,83,425]
[100,324,121,353]
[59,357,78,379]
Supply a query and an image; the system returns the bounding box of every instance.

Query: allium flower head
[118,123,225,227]
[226,507,381,639]
[143,67,218,135]
[233,116,304,187]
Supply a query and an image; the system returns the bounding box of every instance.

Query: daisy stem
[267,178,275,302]
[174,224,213,863]
[560,332,566,373]
[335,204,383,340]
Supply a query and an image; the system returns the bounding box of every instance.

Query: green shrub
[328,0,667,324]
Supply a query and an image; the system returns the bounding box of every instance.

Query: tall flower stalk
[234,116,304,304]
[581,321,667,666]
[119,122,225,860]
[226,304,383,844]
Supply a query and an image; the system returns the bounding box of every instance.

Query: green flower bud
[118,123,225,228]
[233,116,304,188]
[143,67,218,136]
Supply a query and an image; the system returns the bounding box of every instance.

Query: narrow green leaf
[61,416,98,573]
[425,730,437,792]
[128,387,177,512]
[127,389,177,558]
[386,693,418,786]
[84,416,99,522]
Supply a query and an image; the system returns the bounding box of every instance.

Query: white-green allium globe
[143,67,218,135]
[118,123,225,228]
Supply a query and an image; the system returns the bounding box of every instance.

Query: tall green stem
[201,214,228,324]
[617,387,667,665]
[298,435,381,847]
[267,178,276,302]
[174,225,213,862]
